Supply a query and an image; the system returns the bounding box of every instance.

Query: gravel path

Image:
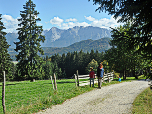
[36,80,149,114]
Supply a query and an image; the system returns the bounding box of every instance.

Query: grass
[132,87,152,114]
[0,75,148,114]
[0,79,94,114]
[113,75,146,82]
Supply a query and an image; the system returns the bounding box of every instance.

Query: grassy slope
[121,75,152,114]
[131,86,152,114]
[0,79,94,114]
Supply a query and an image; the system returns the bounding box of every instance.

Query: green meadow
[0,75,151,114]
[0,79,94,114]
[132,86,152,114]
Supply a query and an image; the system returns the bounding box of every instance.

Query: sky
[0,0,123,33]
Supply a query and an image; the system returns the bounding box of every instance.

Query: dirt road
[36,80,149,114]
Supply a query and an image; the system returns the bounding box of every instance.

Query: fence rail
[75,70,114,86]
[148,80,152,89]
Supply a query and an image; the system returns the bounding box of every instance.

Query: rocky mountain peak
[51,27,58,31]
[6,26,111,48]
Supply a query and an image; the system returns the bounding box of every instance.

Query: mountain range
[6,26,111,48]
[6,26,112,60]
[41,37,111,56]
[8,38,111,61]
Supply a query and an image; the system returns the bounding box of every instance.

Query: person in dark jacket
[97,63,104,89]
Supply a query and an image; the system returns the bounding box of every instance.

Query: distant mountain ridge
[8,38,111,60]
[6,26,111,48]
[43,26,111,47]
[42,37,111,56]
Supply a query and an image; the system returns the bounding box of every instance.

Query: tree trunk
[133,65,138,79]
[123,70,126,80]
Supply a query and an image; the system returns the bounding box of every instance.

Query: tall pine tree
[14,0,45,81]
[0,14,12,81]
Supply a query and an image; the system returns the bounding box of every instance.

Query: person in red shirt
[89,67,95,87]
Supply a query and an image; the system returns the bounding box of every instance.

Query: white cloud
[49,17,90,29]
[1,15,19,33]
[88,15,123,29]
[60,15,123,30]
[62,22,90,29]
[65,18,77,22]
[37,23,43,26]
[2,15,124,32]
[45,21,49,24]
[1,15,44,33]
[84,16,96,21]
[50,17,63,27]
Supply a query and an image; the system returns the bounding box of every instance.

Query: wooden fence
[148,80,152,89]
[74,70,114,86]
[2,71,6,114]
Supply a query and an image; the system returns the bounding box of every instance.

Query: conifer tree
[90,49,95,60]
[76,50,85,74]
[14,0,45,81]
[0,14,12,81]
[85,59,98,74]
[43,61,53,79]
[90,0,152,62]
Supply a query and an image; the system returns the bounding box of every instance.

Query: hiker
[97,63,104,89]
[118,76,121,82]
[89,67,95,87]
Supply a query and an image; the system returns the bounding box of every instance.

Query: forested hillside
[42,37,111,56]
[9,49,106,80]
[8,38,111,60]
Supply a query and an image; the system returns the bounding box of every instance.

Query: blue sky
[0,0,123,33]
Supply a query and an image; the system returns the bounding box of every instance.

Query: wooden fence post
[50,76,55,90]
[110,71,112,82]
[76,70,79,87]
[53,73,57,90]
[103,72,105,83]
[2,71,6,114]
[74,74,77,87]
[113,70,114,80]
[107,70,110,83]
